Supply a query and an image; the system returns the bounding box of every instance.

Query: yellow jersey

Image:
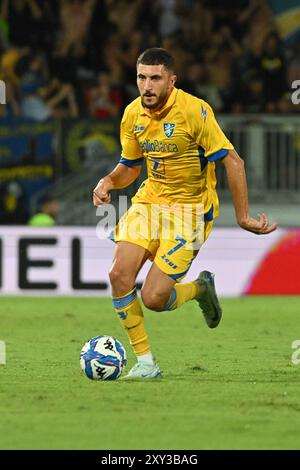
[119,87,234,220]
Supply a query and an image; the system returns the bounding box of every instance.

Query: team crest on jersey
[163,122,175,138]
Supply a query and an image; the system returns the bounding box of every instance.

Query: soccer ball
[80,335,127,380]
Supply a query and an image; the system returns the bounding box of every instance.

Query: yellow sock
[112,287,150,355]
[164,282,202,311]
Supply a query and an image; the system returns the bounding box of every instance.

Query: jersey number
[149,157,165,175]
[167,236,187,256]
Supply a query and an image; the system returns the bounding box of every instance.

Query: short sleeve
[192,101,234,162]
[119,106,144,167]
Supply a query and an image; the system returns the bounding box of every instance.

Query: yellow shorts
[110,203,213,281]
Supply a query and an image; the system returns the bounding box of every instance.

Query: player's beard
[142,89,168,110]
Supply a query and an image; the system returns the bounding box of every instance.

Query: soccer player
[93,48,277,379]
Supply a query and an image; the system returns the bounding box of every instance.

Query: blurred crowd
[0,0,299,121]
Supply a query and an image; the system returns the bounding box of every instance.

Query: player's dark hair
[136,48,175,72]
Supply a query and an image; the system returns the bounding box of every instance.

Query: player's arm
[93,104,143,207]
[93,163,142,207]
[221,149,277,235]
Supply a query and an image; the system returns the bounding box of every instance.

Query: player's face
[137,64,176,111]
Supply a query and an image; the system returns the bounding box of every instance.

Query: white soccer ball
[80,335,127,380]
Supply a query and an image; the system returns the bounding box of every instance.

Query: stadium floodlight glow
[0,341,6,365]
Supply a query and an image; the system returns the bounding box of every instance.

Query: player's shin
[112,287,150,355]
[163,281,204,311]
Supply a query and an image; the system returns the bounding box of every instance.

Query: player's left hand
[238,213,278,235]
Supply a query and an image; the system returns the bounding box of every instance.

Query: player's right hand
[93,177,113,206]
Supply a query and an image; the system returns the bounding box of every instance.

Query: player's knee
[141,291,165,311]
[109,267,135,294]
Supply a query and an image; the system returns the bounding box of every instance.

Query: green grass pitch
[0,296,299,450]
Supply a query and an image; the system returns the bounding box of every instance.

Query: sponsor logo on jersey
[139,139,178,153]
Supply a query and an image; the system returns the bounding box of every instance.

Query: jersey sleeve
[191,101,234,162]
[119,106,144,167]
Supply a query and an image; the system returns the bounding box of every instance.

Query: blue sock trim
[112,288,137,309]
[164,288,177,311]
